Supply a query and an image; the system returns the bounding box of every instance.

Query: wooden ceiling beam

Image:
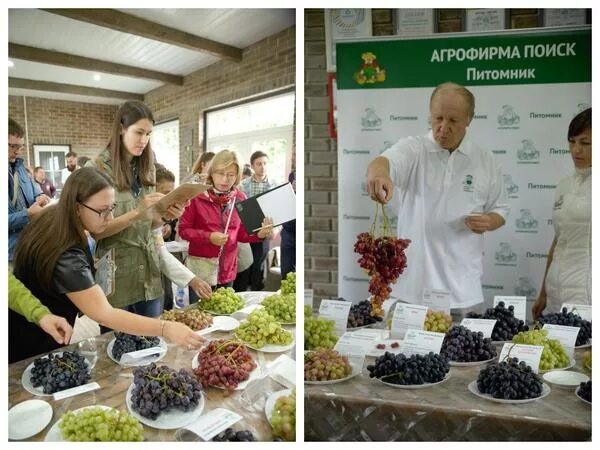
[9,77,144,101]
[9,43,183,86]
[42,8,242,61]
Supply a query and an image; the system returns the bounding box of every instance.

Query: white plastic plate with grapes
[265,388,292,425]
[21,351,92,397]
[538,356,576,374]
[448,356,497,367]
[125,383,205,429]
[304,360,362,385]
[575,386,591,405]
[235,333,296,354]
[44,405,113,441]
[106,337,168,367]
[375,372,451,389]
[467,380,551,404]
[366,339,403,358]
[191,350,262,391]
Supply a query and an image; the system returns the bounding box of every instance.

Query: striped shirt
[240,175,277,198]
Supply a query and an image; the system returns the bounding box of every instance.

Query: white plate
[196,315,240,336]
[107,337,168,367]
[21,352,92,397]
[539,356,576,374]
[8,399,53,440]
[125,382,205,430]
[265,389,292,425]
[543,370,589,389]
[449,356,497,367]
[467,380,551,404]
[44,405,113,441]
[191,350,262,390]
[375,372,450,389]
[304,361,362,385]
[575,339,591,349]
[235,333,295,354]
[575,386,592,405]
[366,339,403,358]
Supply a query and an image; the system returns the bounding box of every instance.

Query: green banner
[336,29,591,89]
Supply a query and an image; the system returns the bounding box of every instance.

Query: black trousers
[249,241,269,291]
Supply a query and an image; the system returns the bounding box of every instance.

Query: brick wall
[145,26,296,179]
[304,8,588,301]
[8,96,116,165]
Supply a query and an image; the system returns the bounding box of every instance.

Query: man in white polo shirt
[366,82,509,316]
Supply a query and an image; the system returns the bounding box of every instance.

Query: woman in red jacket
[179,150,273,303]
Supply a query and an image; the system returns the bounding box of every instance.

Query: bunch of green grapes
[304,305,313,318]
[200,287,244,314]
[261,293,295,323]
[304,349,352,381]
[511,329,570,370]
[59,407,143,441]
[425,309,453,333]
[160,308,213,331]
[583,350,591,372]
[304,312,338,351]
[235,309,293,348]
[271,389,296,441]
[280,272,296,295]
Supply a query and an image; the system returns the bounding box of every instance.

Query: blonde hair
[430,82,475,119]
[207,150,242,187]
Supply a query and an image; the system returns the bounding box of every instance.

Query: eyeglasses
[213,171,237,180]
[8,143,24,151]
[79,202,117,219]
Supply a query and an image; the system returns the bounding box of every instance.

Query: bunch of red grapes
[354,232,410,315]
[193,339,257,390]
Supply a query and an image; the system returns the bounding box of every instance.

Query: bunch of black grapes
[578,380,592,403]
[30,351,91,394]
[347,299,383,328]
[467,301,528,341]
[538,308,592,346]
[367,352,449,385]
[440,325,497,362]
[476,358,543,400]
[212,428,256,441]
[111,332,160,361]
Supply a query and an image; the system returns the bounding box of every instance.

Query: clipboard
[95,249,116,297]
[235,182,296,234]
[147,182,210,216]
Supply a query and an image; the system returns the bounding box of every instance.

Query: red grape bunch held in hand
[354,204,410,316]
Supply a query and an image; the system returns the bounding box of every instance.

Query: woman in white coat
[532,108,591,319]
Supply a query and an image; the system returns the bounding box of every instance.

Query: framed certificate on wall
[395,9,435,36]
[543,9,587,27]
[465,9,507,32]
[325,9,372,72]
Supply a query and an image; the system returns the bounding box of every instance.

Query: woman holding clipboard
[179,150,274,304]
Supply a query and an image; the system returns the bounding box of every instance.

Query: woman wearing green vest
[89,100,210,317]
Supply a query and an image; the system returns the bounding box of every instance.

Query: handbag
[185,255,219,286]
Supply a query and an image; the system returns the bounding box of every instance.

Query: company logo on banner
[497,105,520,127]
[515,209,539,232]
[354,52,386,85]
[504,174,519,197]
[342,148,371,155]
[343,275,369,283]
[495,242,517,266]
[514,277,537,299]
[517,139,540,163]
[390,114,419,121]
[361,108,382,130]
[549,146,569,156]
[342,214,370,221]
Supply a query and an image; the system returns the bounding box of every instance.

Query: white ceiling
[8,8,295,105]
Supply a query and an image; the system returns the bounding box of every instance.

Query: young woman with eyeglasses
[87,101,211,319]
[179,149,274,303]
[10,167,204,363]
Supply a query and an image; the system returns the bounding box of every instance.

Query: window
[33,144,70,193]
[151,119,180,186]
[205,90,295,184]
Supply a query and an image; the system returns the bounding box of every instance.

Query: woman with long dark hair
[89,100,211,318]
[10,167,203,362]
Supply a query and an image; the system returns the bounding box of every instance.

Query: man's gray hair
[430,82,475,118]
